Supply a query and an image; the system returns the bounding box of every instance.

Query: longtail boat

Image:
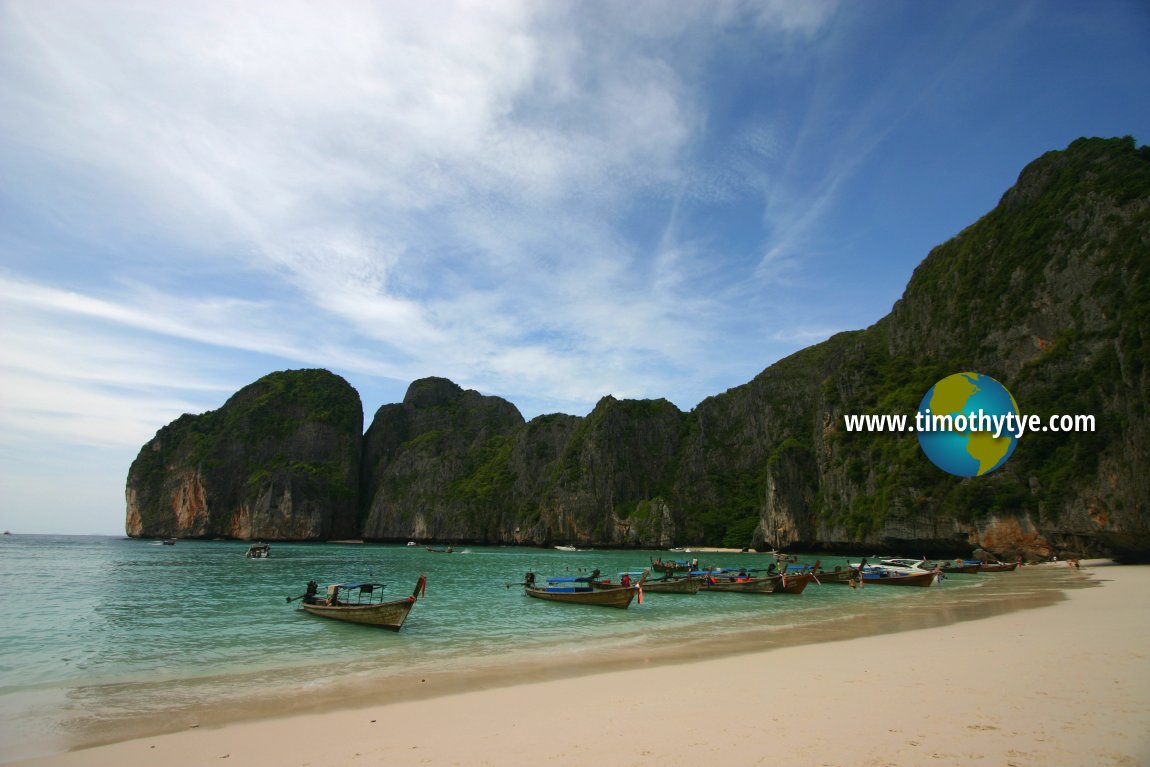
[294,575,427,630]
[650,557,700,574]
[425,545,454,553]
[812,563,854,584]
[979,561,1019,572]
[774,570,817,594]
[699,569,779,593]
[525,569,647,608]
[938,559,981,574]
[595,570,704,594]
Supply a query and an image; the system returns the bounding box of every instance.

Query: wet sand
[6,563,1148,766]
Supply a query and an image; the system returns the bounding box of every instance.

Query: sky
[1,1,1147,535]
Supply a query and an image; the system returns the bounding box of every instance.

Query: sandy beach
[8,563,1148,767]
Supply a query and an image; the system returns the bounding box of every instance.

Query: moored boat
[979,561,1019,572]
[812,563,854,584]
[425,545,454,553]
[857,565,936,587]
[524,569,646,608]
[650,557,701,573]
[161,538,176,545]
[294,575,427,630]
[595,570,702,594]
[774,569,817,594]
[938,559,982,574]
[699,568,779,593]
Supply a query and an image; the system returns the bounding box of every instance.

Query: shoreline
[8,562,1147,766]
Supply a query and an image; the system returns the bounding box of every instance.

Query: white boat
[245,542,271,558]
[553,545,578,552]
[878,558,934,574]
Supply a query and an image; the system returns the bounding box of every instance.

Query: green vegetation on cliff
[127,138,1150,559]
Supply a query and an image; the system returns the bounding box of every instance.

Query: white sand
[9,564,1148,767]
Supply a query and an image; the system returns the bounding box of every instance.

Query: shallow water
[0,535,1087,762]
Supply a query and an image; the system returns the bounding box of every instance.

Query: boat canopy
[334,582,386,591]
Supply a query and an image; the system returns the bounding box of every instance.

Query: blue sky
[2,1,1147,535]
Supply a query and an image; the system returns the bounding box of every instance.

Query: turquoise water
[0,535,1076,762]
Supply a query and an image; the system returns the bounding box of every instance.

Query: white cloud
[0,0,853,532]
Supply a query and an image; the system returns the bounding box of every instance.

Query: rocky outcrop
[125,369,363,540]
[126,137,1150,560]
[359,377,526,541]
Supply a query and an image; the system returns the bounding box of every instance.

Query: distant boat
[293,575,427,631]
[650,557,702,573]
[161,538,176,546]
[522,569,647,608]
[245,542,271,559]
[553,545,578,552]
[425,545,454,554]
[406,541,418,547]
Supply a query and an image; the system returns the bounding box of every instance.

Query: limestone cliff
[125,137,1150,559]
[125,369,362,540]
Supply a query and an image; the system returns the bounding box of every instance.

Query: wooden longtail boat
[644,575,704,594]
[938,560,981,574]
[699,560,819,595]
[297,575,427,630]
[525,569,647,608]
[650,557,697,573]
[595,570,704,594]
[700,573,779,593]
[774,570,816,594]
[812,564,854,584]
[425,545,454,553]
[979,561,1019,572]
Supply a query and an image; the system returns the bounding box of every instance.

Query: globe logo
[916,372,1019,477]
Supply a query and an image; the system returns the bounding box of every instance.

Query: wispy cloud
[12,0,1141,536]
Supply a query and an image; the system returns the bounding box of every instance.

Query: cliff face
[125,369,363,540]
[760,136,1150,560]
[359,377,526,541]
[126,137,1150,559]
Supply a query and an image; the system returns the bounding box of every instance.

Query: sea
[0,535,1088,763]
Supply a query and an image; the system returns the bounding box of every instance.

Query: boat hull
[596,575,702,594]
[526,585,638,608]
[299,575,425,630]
[775,572,815,594]
[863,570,936,587]
[813,567,854,584]
[979,562,1019,572]
[700,575,778,593]
[301,598,416,630]
[642,576,704,594]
